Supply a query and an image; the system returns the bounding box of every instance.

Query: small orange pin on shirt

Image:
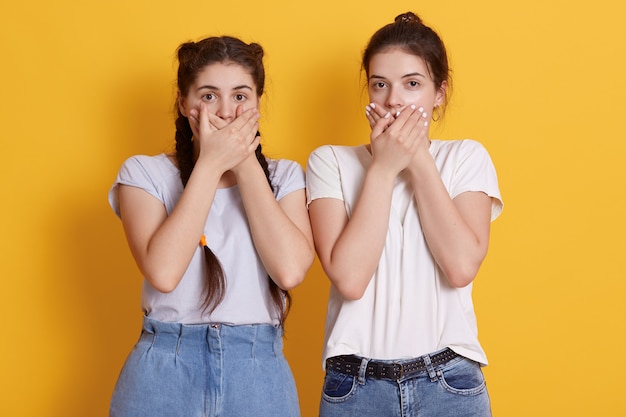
[199,234,207,247]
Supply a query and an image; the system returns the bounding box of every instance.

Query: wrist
[367,162,398,186]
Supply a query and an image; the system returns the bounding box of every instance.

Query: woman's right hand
[188,103,260,174]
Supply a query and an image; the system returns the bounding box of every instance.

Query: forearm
[318,166,395,300]
[234,162,314,290]
[407,153,489,287]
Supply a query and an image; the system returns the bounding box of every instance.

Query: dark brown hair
[362,12,452,112]
[173,36,290,325]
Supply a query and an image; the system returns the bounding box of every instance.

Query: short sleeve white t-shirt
[306,140,503,366]
[109,153,305,325]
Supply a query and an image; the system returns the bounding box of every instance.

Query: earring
[432,105,441,122]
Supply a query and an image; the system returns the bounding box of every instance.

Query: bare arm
[232,158,314,290]
[308,166,395,300]
[406,149,493,288]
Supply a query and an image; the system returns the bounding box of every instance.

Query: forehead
[368,49,430,79]
[194,62,255,89]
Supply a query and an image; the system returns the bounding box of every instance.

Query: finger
[197,102,214,135]
[235,104,245,118]
[393,105,423,133]
[230,107,260,132]
[208,112,228,130]
[370,111,393,139]
[365,106,376,128]
[369,103,388,120]
[248,133,261,153]
[406,108,430,142]
[188,108,200,137]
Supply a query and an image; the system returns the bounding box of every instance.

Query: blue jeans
[319,350,491,417]
[110,316,300,417]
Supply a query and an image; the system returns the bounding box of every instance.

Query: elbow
[142,267,183,293]
[442,262,482,288]
[272,270,306,291]
[271,253,315,291]
[335,284,367,301]
[329,272,369,301]
[440,245,488,288]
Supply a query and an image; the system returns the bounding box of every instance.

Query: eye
[407,80,420,88]
[234,93,247,102]
[202,93,216,101]
[371,81,387,89]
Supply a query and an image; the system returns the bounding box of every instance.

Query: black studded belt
[325,348,460,380]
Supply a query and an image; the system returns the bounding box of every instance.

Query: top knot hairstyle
[362,11,452,111]
[173,36,290,325]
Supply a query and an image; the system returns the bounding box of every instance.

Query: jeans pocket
[437,358,487,396]
[321,370,357,402]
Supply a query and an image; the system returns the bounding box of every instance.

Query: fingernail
[410,104,416,110]
[422,112,428,118]
[370,103,376,108]
[384,112,391,119]
[424,121,429,126]
[395,111,401,117]
[366,105,371,112]
[418,107,424,112]
[366,110,371,117]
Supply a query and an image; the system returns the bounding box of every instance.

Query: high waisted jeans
[319,350,491,417]
[110,316,300,417]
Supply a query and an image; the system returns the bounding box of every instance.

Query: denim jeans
[319,350,491,417]
[110,316,300,417]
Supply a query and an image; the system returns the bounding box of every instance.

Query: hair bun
[249,42,265,61]
[395,12,422,25]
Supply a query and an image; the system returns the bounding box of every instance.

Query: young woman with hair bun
[307,12,503,416]
[108,35,313,417]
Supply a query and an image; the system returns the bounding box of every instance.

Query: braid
[174,111,194,186]
[175,109,226,314]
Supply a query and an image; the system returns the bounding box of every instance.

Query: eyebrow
[196,84,253,92]
[369,72,426,80]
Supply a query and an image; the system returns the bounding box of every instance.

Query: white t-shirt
[109,153,305,325]
[306,140,503,365]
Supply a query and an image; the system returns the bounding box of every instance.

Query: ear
[435,80,448,107]
[177,91,188,117]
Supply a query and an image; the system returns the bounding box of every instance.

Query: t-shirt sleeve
[107,156,163,218]
[306,145,344,206]
[451,140,503,221]
[270,159,306,201]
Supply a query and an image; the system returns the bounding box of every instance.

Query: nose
[385,86,403,109]
[215,101,235,121]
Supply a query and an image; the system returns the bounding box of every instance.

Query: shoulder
[430,139,496,167]
[307,145,364,171]
[267,158,305,199]
[119,153,176,175]
[268,158,304,180]
[431,139,488,156]
[308,144,359,160]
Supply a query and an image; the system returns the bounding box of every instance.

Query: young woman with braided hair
[307,12,503,416]
[108,35,313,417]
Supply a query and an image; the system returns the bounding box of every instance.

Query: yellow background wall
[1,0,625,415]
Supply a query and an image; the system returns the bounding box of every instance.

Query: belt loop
[423,354,437,382]
[357,357,370,385]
